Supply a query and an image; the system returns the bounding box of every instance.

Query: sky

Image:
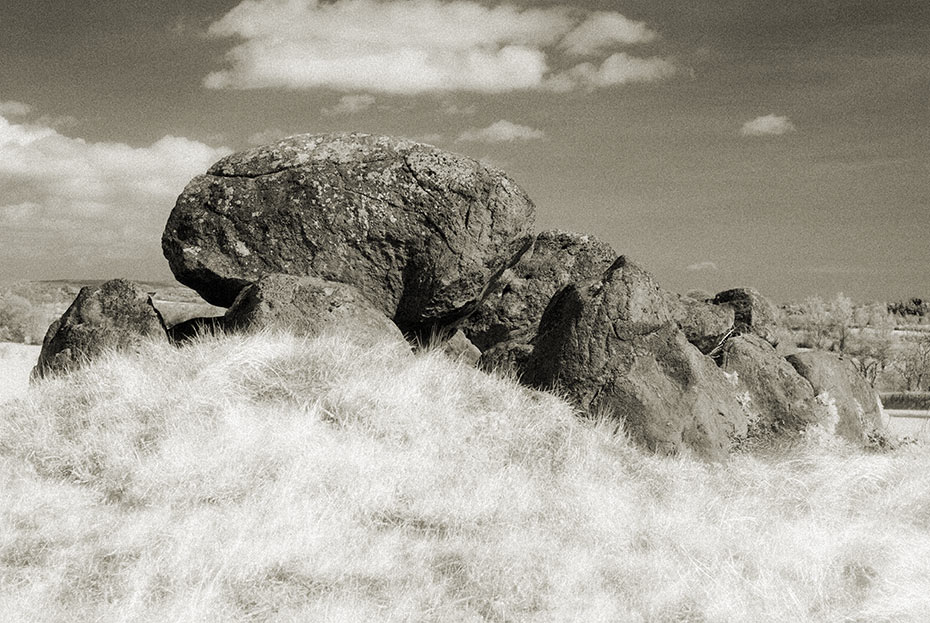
[1,0,928,303]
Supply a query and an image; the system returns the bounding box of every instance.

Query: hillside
[2,330,929,621]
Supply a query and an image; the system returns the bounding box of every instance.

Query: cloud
[740,114,796,137]
[0,100,32,117]
[547,52,676,91]
[560,12,656,55]
[322,94,377,116]
[0,111,230,279]
[686,261,719,272]
[204,0,675,94]
[457,120,545,143]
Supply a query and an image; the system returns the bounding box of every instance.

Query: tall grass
[1,330,929,622]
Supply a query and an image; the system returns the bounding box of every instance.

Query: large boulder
[719,334,827,438]
[524,257,747,460]
[713,288,780,345]
[457,230,616,372]
[224,273,406,348]
[786,351,888,442]
[162,133,536,334]
[33,279,168,379]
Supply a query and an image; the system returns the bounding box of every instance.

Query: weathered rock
[713,288,780,345]
[440,330,481,366]
[525,257,747,460]
[33,279,168,379]
[786,350,888,442]
[454,230,616,374]
[166,315,227,344]
[668,294,735,355]
[163,133,536,334]
[719,334,826,437]
[460,231,616,348]
[224,273,406,348]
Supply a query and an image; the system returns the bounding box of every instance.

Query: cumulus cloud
[0,111,229,279]
[322,94,377,115]
[457,120,545,143]
[686,261,719,272]
[204,0,675,94]
[560,12,656,55]
[740,114,796,137]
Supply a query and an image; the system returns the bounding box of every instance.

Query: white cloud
[0,111,230,278]
[204,0,675,94]
[0,100,32,117]
[457,120,545,143]
[560,12,656,55]
[323,94,377,115]
[548,52,676,90]
[686,261,719,272]
[740,114,796,137]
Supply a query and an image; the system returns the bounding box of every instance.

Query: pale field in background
[0,342,40,404]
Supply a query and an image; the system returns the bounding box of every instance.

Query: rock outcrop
[524,257,747,459]
[224,273,406,348]
[719,334,826,437]
[713,288,780,345]
[33,279,168,379]
[440,329,481,366]
[786,351,888,442]
[669,294,735,355]
[457,230,616,373]
[162,133,536,334]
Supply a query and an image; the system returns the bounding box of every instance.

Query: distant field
[0,342,41,403]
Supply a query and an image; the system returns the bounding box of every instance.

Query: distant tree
[897,334,930,391]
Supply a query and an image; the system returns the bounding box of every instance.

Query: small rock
[224,273,407,349]
[33,279,168,379]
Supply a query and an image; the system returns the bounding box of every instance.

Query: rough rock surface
[712,288,780,345]
[524,257,747,459]
[668,295,735,355]
[786,350,888,442]
[456,230,616,373]
[163,133,536,333]
[719,334,826,437]
[224,273,406,348]
[440,330,481,366]
[33,279,168,379]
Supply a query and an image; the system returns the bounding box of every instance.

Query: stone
[668,294,735,355]
[460,231,616,349]
[440,330,481,366]
[719,334,826,437]
[223,273,406,348]
[713,288,780,345]
[162,133,536,334]
[32,279,168,379]
[786,350,888,442]
[524,257,747,460]
[456,230,616,374]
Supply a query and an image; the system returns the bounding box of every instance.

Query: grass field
[1,331,929,622]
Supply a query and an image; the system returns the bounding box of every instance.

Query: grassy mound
[1,331,929,621]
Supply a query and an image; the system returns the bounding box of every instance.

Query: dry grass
[1,330,929,622]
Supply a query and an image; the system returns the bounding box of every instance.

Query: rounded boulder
[162,133,536,334]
